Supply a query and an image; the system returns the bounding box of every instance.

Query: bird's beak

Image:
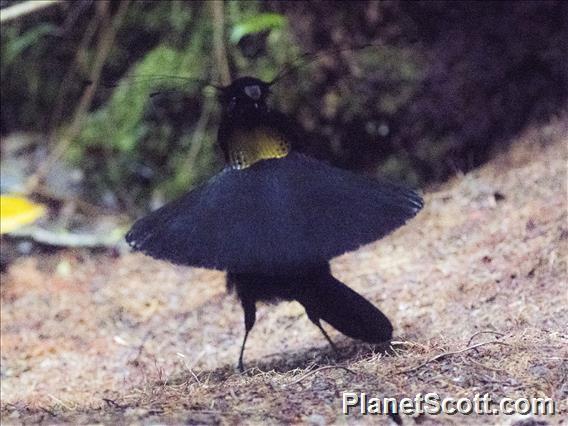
[244,85,261,101]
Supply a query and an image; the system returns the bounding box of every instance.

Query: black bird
[126,76,423,371]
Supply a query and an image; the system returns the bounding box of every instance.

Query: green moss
[72,29,214,208]
[77,43,207,153]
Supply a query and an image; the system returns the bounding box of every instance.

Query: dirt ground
[1,115,567,425]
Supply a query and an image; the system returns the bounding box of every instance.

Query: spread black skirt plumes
[126,151,423,273]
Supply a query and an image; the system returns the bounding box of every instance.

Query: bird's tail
[298,267,393,343]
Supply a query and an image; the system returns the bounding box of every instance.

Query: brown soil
[1,115,567,425]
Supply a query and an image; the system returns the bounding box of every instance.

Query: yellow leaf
[0,195,46,234]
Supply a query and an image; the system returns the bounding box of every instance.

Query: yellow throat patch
[228,127,290,170]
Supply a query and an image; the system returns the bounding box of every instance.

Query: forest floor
[1,115,567,425]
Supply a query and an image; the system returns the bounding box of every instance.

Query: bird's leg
[307,312,339,354]
[238,298,256,372]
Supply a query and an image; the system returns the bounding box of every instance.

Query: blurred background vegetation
[1,0,567,260]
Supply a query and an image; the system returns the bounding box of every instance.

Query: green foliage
[231,26,300,84]
[73,42,214,207]
[13,1,557,214]
[64,2,218,209]
[338,46,425,119]
[230,13,287,44]
[225,3,297,82]
[1,21,62,131]
[2,23,56,67]
[76,45,206,155]
[70,1,299,210]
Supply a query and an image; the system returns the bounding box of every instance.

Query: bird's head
[218,77,272,119]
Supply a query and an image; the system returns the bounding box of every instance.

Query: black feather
[229,264,392,343]
[126,151,422,273]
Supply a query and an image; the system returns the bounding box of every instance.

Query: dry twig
[26,0,131,193]
[209,0,231,86]
[466,330,506,347]
[0,0,61,23]
[48,3,103,138]
[285,365,358,386]
[399,339,511,374]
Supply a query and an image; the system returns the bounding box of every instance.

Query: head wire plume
[84,42,384,98]
[82,74,219,100]
[268,42,382,86]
